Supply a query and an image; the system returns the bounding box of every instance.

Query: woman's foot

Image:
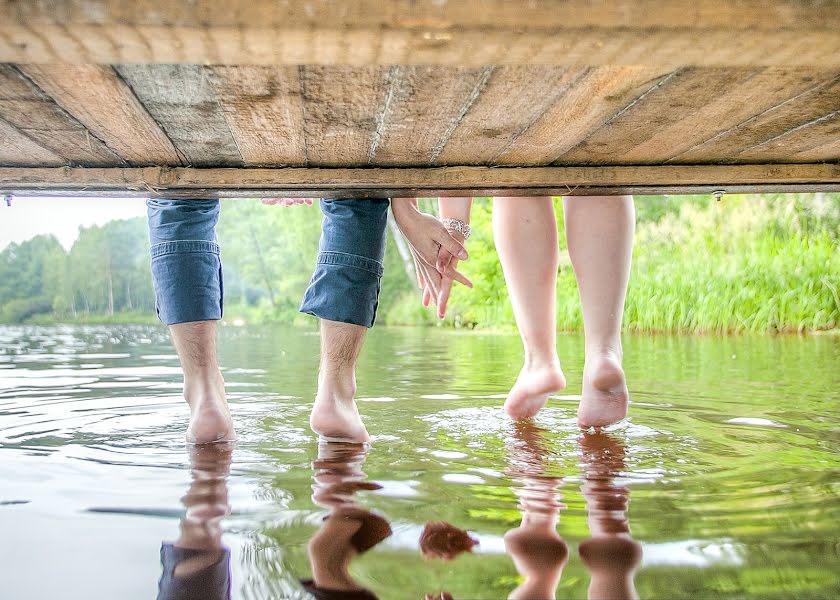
[184,370,235,444]
[310,372,371,443]
[577,353,629,429]
[504,361,566,420]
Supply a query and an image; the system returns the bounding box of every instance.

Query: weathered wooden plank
[0,65,122,166]
[0,119,65,166]
[789,137,840,164]
[17,65,182,166]
[371,66,497,165]
[734,111,840,163]
[206,66,307,167]
[116,65,243,167]
[616,68,836,164]
[2,0,838,66]
[495,66,671,165]
[670,74,840,164]
[1,165,838,198]
[558,68,762,164]
[434,66,583,165]
[298,66,389,167]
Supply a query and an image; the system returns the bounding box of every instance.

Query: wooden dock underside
[0,1,839,197]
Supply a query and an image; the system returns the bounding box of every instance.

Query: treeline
[0,218,155,323]
[1,194,838,332]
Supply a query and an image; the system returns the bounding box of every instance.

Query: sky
[0,197,149,251]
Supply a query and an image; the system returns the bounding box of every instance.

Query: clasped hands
[261,197,470,319]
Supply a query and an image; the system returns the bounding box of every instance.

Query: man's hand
[261,198,314,206]
[391,199,472,293]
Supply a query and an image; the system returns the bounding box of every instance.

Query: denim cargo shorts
[147,198,389,328]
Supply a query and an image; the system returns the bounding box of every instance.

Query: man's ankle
[317,369,357,398]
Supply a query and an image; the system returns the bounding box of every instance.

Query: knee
[147,198,221,244]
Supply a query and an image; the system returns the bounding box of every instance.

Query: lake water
[1,324,838,599]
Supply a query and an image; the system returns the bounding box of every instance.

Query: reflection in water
[304,443,391,600]
[2,326,839,599]
[502,424,641,600]
[158,444,233,600]
[504,422,569,600]
[578,432,642,600]
[419,521,478,560]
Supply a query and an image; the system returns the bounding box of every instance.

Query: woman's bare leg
[563,195,634,428]
[493,197,566,420]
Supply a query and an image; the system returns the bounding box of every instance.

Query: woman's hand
[391,199,472,290]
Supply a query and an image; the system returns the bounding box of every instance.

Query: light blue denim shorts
[147,198,389,328]
[299,198,389,328]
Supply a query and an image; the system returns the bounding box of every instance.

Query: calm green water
[1,325,838,600]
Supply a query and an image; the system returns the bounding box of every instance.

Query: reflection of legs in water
[578,433,642,600]
[309,321,370,443]
[170,321,234,444]
[493,197,566,420]
[564,196,634,429]
[158,444,233,600]
[304,443,391,599]
[503,422,568,600]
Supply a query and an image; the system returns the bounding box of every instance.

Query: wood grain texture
[736,110,840,163]
[18,64,182,166]
[669,74,840,164]
[616,68,836,164]
[116,65,243,167]
[557,67,761,164]
[1,164,838,198]
[434,66,583,165]
[2,0,838,66]
[299,66,389,166]
[495,66,671,165]
[371,65,496,165]
[206,66,307,167]
[0,65,122,166]
[0,119,65,166]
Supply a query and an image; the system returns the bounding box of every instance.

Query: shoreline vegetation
[2,194,838,335]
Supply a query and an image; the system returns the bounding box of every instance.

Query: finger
[435,247,451,274]
[413,256,425,289]
[421,264,441,300]
[422,287,432,307]
[438,277,453,319]
[443,265,473,288]
[261,198,279,205]
[435,229,469,260]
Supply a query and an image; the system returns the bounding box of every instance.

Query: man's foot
[184,370,235,444]
[504,361,566,420]
[310,373,371,443]
[505,523,568,599]
[577,353,629,429]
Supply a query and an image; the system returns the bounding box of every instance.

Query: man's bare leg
[563,195,634,428]
[169,320,234,444]
[309,319,370,443]
[493,196,566,420]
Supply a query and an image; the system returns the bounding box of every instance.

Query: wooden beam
[0,164,838,198]
[1,1,839,66]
